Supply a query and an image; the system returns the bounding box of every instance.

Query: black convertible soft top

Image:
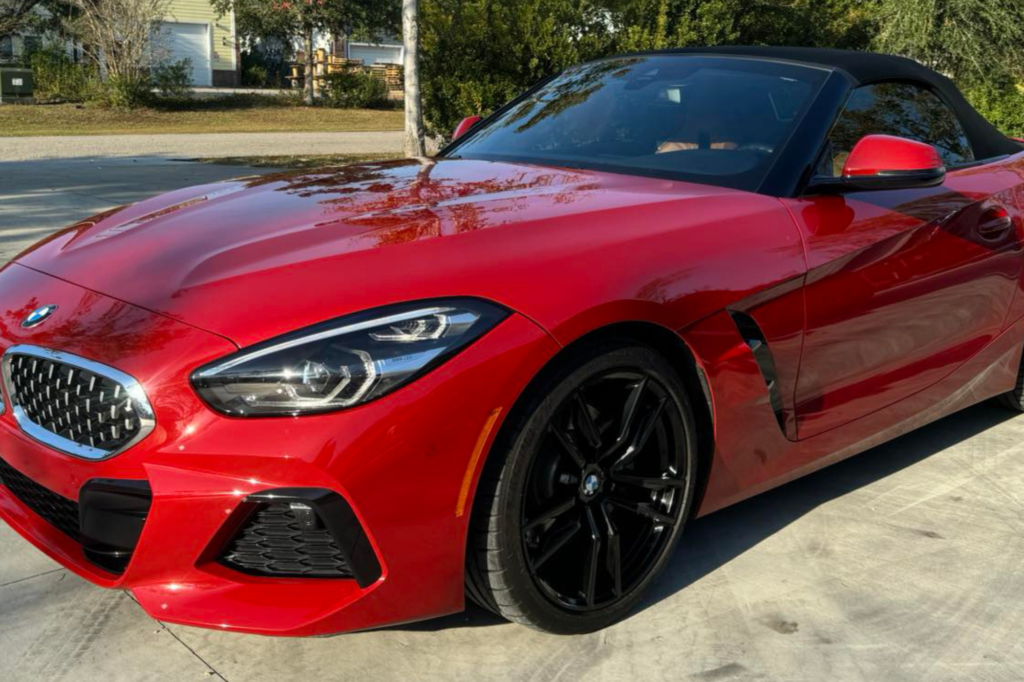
[664,46,1022,161]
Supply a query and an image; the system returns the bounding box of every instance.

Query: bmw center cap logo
[22,304,58,329]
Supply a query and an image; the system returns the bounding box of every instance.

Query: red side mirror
[453,116,482,141]
[810,134,946,194]
[843,134,945,178]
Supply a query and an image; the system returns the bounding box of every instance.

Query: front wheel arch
[474,320,716,522]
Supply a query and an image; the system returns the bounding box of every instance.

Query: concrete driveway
[2,153,1024,681]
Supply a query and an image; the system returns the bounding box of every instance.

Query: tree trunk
[304,28,315,106]
[403,0,425,157]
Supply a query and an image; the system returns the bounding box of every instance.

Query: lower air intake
[221,502,355,578]
[0,455,81,540]
[0,457,152,575]
[218,488,382,587]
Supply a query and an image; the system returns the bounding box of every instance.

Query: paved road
[2,130,403,161]
[2,154,1024,681]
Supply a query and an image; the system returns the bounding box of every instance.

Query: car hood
[16,158,742,346]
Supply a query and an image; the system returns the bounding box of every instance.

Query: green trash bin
[0,68,34,104]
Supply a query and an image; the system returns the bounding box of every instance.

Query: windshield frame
[440,53,841,196]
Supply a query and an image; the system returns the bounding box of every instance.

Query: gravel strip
[0,131,403,162]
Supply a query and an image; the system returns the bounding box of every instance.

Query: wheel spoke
[524,497,576,533]
[582,506,602,607]
[531,517,582,571]
[600,375,648,462]
[573,391,603,452]
[610,472,686,490]
[600,503,623,598]
[609,498,677,527]
[611,396,667,471]
[550,423,587,469]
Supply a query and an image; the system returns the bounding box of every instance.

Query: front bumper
[0,264,559,635]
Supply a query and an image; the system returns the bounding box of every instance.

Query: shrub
[29,45,198,109]
[151,59,194,98]
[101,74,153,109]
[965,79,1024,139]
[241,48,292,88]
[29,46,101,104]
[322,70,390,109]
[245,63,270,88]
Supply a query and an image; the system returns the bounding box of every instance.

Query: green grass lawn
[0,96,404,137]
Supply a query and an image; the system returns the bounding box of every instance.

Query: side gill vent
[728,310,785,430]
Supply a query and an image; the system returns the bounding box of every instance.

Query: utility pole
[402,0,425,157]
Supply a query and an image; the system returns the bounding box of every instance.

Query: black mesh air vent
[221,503,355,578]
[0,455,80,541]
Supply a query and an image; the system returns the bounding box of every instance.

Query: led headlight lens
[191,299,508,416]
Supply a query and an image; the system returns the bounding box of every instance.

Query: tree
[419,0,876,139]
[213,0,398,105]
[873,0,1024,86]
[0,0,41,36]
[402,0,424,156]
[600,0,877,52]
[421,0,612,138]
[68,0,170,107]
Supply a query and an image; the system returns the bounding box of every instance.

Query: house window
[0,36,13,61]
[23,35,42,56]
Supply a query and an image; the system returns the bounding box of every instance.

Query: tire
[998,350,1024,412]
[466,341,699,634]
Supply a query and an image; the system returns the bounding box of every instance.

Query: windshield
[446,55,830,192]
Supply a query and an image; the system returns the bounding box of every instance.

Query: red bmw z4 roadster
[2,47,1024,635]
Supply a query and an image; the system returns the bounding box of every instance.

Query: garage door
[161,22,211,86]
[349,44,402,66]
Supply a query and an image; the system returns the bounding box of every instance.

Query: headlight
[191,299,508,416]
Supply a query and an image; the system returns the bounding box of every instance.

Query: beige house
[1,1,240,87]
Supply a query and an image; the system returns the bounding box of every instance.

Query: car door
[782,81,1024,439]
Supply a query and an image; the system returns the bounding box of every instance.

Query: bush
[151,59,194,98]
[101,74,153,109]
[965,79,1024,139]
[245,63,270,88]
[241,48,292,88]
[322,70,390,109]
[30,46,101,104]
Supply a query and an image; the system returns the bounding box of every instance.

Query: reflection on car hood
[15,158,736,346]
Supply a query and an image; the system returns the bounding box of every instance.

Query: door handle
[978,206,1013,241]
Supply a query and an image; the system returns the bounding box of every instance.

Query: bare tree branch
[67,0,171,82]
[0,0,41,36]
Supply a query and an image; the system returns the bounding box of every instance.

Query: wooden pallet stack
[288,50,403,99]
[384,64,403,91]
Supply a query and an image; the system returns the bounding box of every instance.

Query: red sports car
[2,47,1023,635]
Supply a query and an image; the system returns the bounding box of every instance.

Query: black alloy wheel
[467,342,698,633]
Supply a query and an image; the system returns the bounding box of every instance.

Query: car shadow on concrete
[393,401,1017,632]
[0,158,278,263]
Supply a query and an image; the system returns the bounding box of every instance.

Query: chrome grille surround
[1,345,155,460]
